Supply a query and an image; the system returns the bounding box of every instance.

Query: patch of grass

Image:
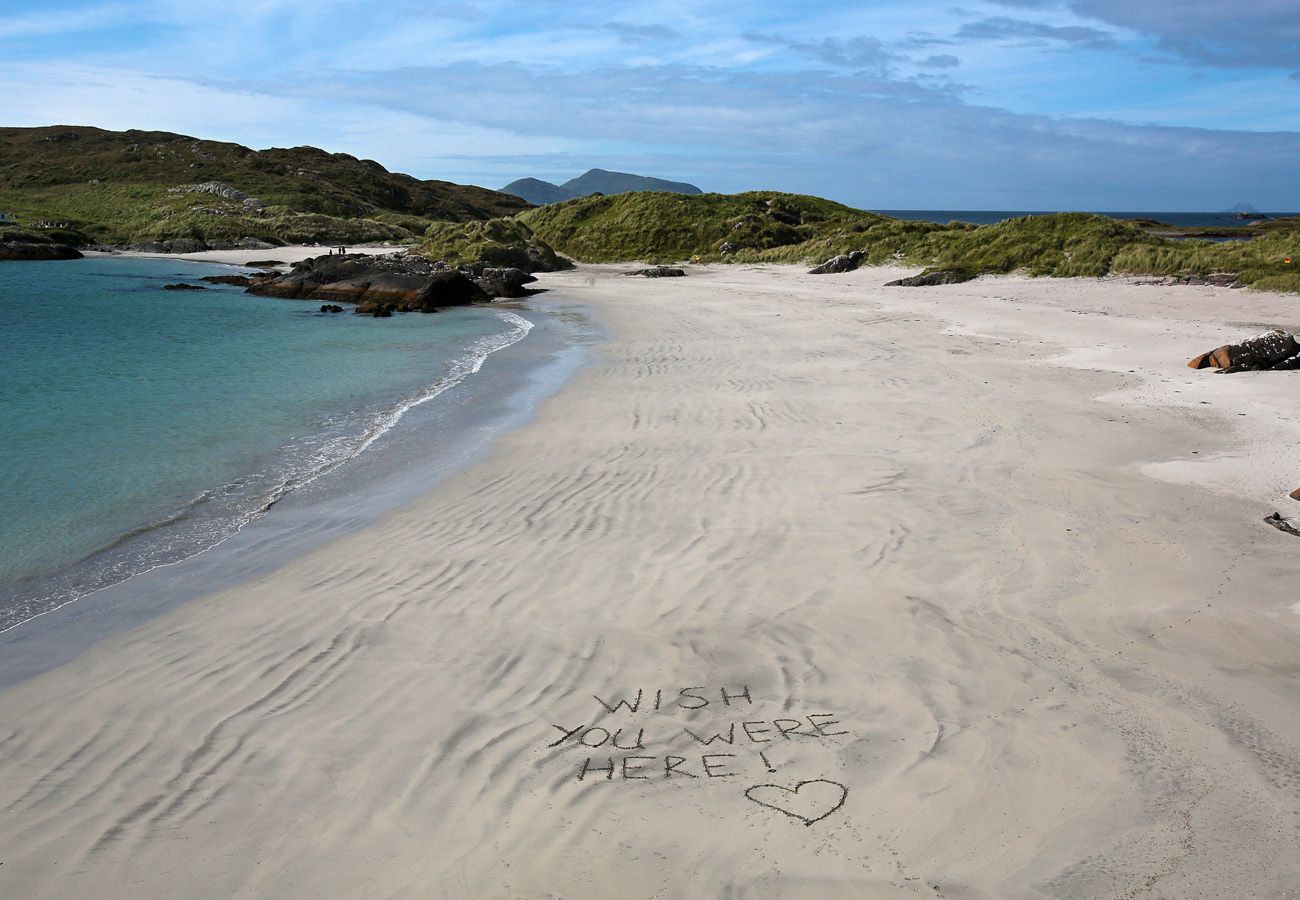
[420,218,570,271]
[517,191,889,263]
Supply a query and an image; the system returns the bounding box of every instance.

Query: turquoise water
[0,257,531,630]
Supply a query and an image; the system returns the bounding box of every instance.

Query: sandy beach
[1,264,1297,898]
[81,244,408,266]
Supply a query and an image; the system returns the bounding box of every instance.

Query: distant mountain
[0,125,529,246]
[499,168,703,205]
[500,177,580,206]
[562,169,702,197]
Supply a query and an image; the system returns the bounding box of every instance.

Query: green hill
[0,125,530,246]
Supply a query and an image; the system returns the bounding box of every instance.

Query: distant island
[1222,202,1269,221]
[500,169,703,206]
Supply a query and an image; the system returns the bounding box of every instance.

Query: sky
[1,0,1297,210]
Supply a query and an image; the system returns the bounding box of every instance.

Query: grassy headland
[414,191,1300,292]
[0,126,529,246]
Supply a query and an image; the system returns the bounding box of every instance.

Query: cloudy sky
[2,0,1297,210]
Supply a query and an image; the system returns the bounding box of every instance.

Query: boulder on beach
[1188,329,1300,372]
[809,252,864,275]
[0,241,84,261]
[628,266,686,278]
[885,268,977,287]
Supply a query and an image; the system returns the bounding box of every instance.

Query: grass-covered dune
[416,191,1300,292]
[0,126,530,246]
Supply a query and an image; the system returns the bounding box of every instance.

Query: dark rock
[719,241,738,255]
[628,266,686,278]
[1188,330,1299,372]
[200,274,253,286]
[244,259,287,268]
[809,252,864,275]
[163,283,207,291]
[475,267,538,297]
[249,252,488,313]
[885,268,977,287]
[319,304,344,313]
[0,241,84,261]
[129,238,210,254]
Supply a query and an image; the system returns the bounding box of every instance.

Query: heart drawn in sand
[744,779,848,826]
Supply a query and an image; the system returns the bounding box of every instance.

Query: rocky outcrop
[473,267,538,297]
[130,238,210,253]
[1133,273,1241,288]
[248,252,488,315]
[163,283,207,291]
[126,236,279,253]
[809,252,864,275]
[200,274,253,286]
[885,268,977,287]
[1188,330,1300,372]
[628,266,686,278]
[0,241,83,260]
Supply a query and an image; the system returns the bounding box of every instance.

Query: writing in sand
[546,685,849,782]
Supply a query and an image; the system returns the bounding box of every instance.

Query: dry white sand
[1,264,1298,898]
[82,244,405,266]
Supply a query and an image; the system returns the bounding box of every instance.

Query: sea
[0,257,592,653]
[872,210,1299,229]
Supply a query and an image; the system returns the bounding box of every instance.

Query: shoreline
[1,265,1297,896]
[0,284,599,686]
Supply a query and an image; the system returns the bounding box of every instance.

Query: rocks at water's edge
[246,253,548,316]
[248,253,487,313]
[162,283,207,291]
[885,268,977,287]
[200,274,254,286]
[319,304,344,314]
[1187,330,1300,372]
[468,266,538,298]
[0,241,84,261]
[628,266,686,278]
[809,252,864,275]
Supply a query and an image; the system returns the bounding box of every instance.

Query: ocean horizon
[870,209,1298,228]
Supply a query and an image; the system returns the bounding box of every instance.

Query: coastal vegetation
[0,126,528,246]
[414,191,1299,293]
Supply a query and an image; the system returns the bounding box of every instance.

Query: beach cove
[0,264,1297,898]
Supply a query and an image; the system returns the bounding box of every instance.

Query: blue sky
[1,0,1297,210]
